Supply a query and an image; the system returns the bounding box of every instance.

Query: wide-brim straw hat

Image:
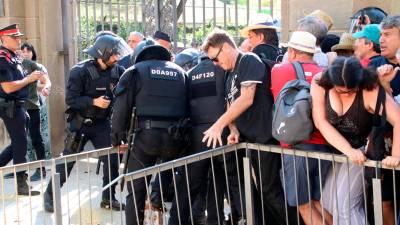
[240,13,279,37]
[331,33,355,52]
[287,31,317,54]
[303,9,334,30]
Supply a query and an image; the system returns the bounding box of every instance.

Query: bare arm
[37,73,51,90]
[380,92,400,167]
[202,83,256,148]
[311,74,366,164]
[0,71,43,94]
[215,83,256,130]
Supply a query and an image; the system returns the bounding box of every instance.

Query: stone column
[37,0,66,157]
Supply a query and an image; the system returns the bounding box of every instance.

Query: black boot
[150,190,163,210]
[17,173,40,196]
[43,190,54,213]
[30,167,46,182]
[100,198,126,211]
[3,172,14,179]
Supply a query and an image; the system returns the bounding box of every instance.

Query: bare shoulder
[363,85,380,112]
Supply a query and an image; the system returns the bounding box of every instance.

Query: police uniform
[118,53,134,69]
[44,34,127,212]
[149,47,202,212]
[0,24,40,196]
[111,42,187,225]
[169,56,243,225]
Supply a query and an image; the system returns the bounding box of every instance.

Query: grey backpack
[272,62,313,144]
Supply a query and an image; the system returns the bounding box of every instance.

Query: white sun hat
[287,31,317,54]
[240,13,279,37]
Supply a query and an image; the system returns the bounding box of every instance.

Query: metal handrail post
[243,157,254,225]
[51,159,63,225]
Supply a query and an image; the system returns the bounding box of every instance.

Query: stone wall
[0,0,67,157]
[280,0,400,42]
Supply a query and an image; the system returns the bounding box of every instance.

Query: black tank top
[325,89,373,149]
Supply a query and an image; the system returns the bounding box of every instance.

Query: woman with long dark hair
[21,42,51,181]
[311,57,400,225]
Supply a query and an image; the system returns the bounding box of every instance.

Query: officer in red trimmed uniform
[0,24,43,195]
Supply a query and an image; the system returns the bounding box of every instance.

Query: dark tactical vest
[188,58,226,124]
[135,60,187,119]
[0,47,27,100]
[78,59,120,119]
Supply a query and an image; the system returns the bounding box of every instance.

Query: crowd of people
[0,5,399,225]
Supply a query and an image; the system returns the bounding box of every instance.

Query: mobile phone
[360,10,366,25]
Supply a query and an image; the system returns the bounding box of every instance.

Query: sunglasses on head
[210,46,223,63]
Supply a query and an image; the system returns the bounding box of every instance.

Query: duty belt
[15,100,25,107]
[138,120,177,129]
[0,99,25,107]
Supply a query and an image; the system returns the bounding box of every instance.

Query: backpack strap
[373,85,386,126]
[291,61,306,81]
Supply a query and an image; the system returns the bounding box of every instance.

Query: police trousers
[168,124,243,225]
[46,119,119,200]
[125,128,183,225]
[0,106,28,175]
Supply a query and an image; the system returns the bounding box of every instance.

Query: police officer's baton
[120,107,137,191]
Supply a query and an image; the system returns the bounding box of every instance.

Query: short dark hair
[21,42,37,61]
[202,28,236,52]
[317,56,378,90]
[251,28,279,47]
[363,38,381,54]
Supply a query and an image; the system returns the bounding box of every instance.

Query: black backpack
[253,43,285,63]
[271,62,314,144]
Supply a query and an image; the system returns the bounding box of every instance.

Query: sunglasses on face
[210,46,223,63]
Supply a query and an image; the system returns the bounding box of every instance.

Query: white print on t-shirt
[227,74,238,103]
[305,71,313,77]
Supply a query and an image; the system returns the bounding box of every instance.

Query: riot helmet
[84,34,131,62]
[349,7,387,33]
[173,48,200,71]
[133,38,171,64]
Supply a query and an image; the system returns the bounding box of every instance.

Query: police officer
[111,40,188,225]
[174,48,201,70]
[0,24,42,196]
[169,49,230,225]
[349,6,387,33]
[43,34,127,212]
[149,47,201,211]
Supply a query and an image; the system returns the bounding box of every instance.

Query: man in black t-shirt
[202,28,289,225]
[202,29,274,146]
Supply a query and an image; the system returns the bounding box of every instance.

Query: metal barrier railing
[1,143,399,225]
[0,147,124,225]
[107,143,400,225]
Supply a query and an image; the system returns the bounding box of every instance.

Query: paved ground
[0,158,128,225]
